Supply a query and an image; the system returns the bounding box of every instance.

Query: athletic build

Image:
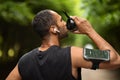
[6,9,120,80]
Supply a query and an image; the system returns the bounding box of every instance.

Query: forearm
[87,28,119,63]
[88,29,114,50]
[6,64,21,80]
[72,16,120,69]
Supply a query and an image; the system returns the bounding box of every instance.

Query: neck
[39,35,59,51]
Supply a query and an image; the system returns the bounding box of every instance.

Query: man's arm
[71,16,120,70]
[86,27,120,69]
[6,64,22,80]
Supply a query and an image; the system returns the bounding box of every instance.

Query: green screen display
[84,48,110,61]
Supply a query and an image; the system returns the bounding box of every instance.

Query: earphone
[54,28,60,33]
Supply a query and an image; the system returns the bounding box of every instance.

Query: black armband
[83,48,110,70]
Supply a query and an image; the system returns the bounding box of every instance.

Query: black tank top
[18,45,81,80]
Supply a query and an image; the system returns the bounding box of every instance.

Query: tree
[79,0,120,53]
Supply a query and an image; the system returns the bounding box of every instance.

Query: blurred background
[0,0,120,80]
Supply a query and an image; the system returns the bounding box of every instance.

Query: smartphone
[83,48,110,61]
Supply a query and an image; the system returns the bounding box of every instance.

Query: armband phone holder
[83,48,110,70]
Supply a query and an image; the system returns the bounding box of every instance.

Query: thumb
[72,30,81,34]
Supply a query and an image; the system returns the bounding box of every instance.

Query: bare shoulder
[6,64,22,80]
[71,46,83,59]
[71,46,83,53]
[70,46,92,68]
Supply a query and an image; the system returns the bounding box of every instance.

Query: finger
[71,16,87,22]
[71,16,81,25]
[73,30,81,34]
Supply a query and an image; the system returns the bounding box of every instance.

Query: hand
[71,16,94,35]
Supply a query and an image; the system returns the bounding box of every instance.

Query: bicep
[71,46,92,69]
[6,64,22,80]
[71,46,120,70]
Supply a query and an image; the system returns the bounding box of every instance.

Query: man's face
[51,11,68,39]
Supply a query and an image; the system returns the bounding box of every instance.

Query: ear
[50,25,60,34]
[54,28,60,33]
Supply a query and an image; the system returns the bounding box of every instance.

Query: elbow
[109,51,119,63]
[99,52,120,70]
[109,55,120,69]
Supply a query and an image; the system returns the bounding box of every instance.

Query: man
[6,9,120,80]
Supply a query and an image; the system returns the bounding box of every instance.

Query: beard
[58,27,68,39]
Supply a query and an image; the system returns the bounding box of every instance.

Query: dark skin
[6,10,120,80]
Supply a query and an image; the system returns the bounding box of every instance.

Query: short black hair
[32,9,56,38]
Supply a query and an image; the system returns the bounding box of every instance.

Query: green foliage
[79,0,120,52]
[0,1,33,25]
[27,0,78,12]
[80,0,120,26]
